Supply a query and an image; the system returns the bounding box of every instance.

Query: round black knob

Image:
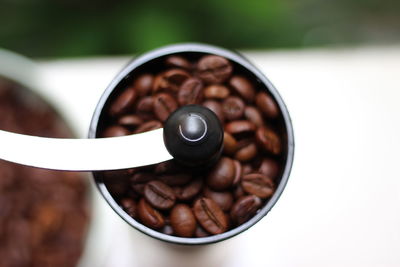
[163,105,223,167]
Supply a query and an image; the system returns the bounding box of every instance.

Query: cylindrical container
[89,43,295,245]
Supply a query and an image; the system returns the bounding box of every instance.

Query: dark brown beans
[258,158,280,180]
[158,173,192,186]
[153,93,178,122]
[223,131,237,155]
[134,120,162,134]
[154,160,181,174]
[255,127,282,155]
[193,198,228,234]
[244,106,264,126]
[138,198,165,229]
[153,69,190,93]
[230,195,262,225]
[178,77,204,105]
[206,157,235,190]
[121,198,137,219]
[195,225,210,237]
[170,204,196,237]
[229,75,255,102]
[101,125,130,137]
[241,173,274,198]
[144,181,176,210]
[222,96,245,121]
[108,88,137,117]
[203,187,234,212]
[136,96,154,120]
[232,159,242,185]
[174,178,203,201]
[202,100,224,122]
[255,92,280,119]
[204,84,230,99]
[234,139,258,162]
[133,74,154,96]
[197,55,233,84]
[118,114,143,128]
[165,55,192,70]
[225,120,256,135]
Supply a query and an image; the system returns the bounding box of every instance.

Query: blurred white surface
[38,46,400,267]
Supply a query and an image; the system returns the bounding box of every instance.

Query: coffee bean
[204,84,230,99]
[242,163,253,175]
[255,92,280,119]
[257,158,280,180]
[193,198,228,234]
[255,127,282,155]
[195,225,210,237]
[153,69,190,93]
[234,139,258,162]
[206,157,235,190]
[101,125,130,137]
[232,160,242,185]
[241,173,274,198]
[203,187,234,212]
[144,181,176,210]
[118,114,143,129]
[170,204,196,237]
[225,120,256,135]
[197,55,233,84]
[222,96,245,121]
[130,172,156,195]
[153,93,178,122]
[133,74,154,96]
[244,106,264,126]
[136,96,154,120]
[154,160,181,174]
[202,100,225,122]
[138,198,165,229]
[158,173,192,186]
[134,120,162,134]
[223,131,237,155]
[174,178,203,201]
[233,185,245,199]
[121,198,137,219]
[230,195,262,225]
[109,88,137,117]
[178,77,204,105]
[165,55,192,70]
[229,75,255,102]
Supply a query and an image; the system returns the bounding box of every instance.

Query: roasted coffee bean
[242,163,253,175]
[118,114,143,128]
[138,198,165,229]
[133,73,154,96]
[155,160,181,174]
[144,181,176,210]
[203,187,234,212]
[121,198,137,219]
[233,185,245,199]
[222,96,245,121]
[109,88,137,117]
[102,125,130,137]
[255,127,282,155]
[197,55,233,84]
[170,204,196,237]
[174,178,203,201]
[154,93,178,121]
[244,106,264,126]
[130,172,155,195]
[257,158,280,180]
[234,139,258,162]
[256,92,280,119]
[206,157,235,190]
[202,100,224,122]
[166,55,192,70]
[230,195,262,225]
[195,225,210,237]
[223,131,237,155]
[193,198,228,234]
[225,120,256,135]
[241,173,274,198]
[232,160,242,185]
[204,84,230,99]
[153,69,190,93]
[158,173,192,186]
[102,168,136,182]
[229,75,255,102]
[134,120,162,134]
[136,96,154,119]
[178,77,204,105]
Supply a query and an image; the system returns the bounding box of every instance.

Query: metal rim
[89,43,295,245]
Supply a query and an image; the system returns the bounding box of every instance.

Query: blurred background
[0,0,399,58]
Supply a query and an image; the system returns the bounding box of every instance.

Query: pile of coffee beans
[0,78,90,266]
[97,53,286,238]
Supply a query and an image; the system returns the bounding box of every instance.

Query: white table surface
[37,46,400,267]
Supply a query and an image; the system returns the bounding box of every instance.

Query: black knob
[163,105,223,167]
